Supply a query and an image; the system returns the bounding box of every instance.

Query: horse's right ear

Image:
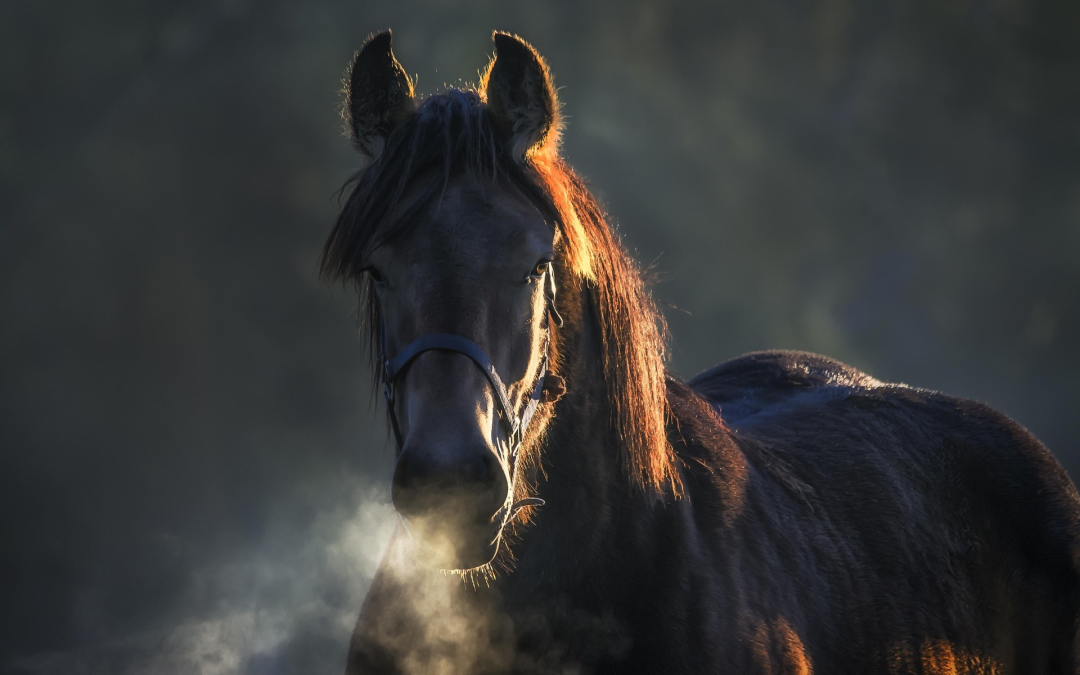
[344,30,415,160]
[481,32,562,162]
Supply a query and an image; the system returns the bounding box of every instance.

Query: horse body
[327,31,1080,675]
[682,351,1080,673]
[351,324,1080,674]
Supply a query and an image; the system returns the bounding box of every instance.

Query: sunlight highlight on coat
[885,640,1003,675]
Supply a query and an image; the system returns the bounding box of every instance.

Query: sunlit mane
[321,88,682,498]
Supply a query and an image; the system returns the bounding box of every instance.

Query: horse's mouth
[398,512,503,571]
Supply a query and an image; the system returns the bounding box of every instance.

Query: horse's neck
[514,291,649,581]
[513,288,747,587]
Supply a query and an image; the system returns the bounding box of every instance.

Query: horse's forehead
[411,178,544,264]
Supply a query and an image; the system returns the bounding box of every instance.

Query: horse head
[325,31,566,571]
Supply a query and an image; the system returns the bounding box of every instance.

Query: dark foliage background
[2,0,1077,672]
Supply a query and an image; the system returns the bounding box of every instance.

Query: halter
[378,263,561,527]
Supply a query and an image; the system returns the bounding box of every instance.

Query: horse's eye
[526,260,550,283]
[365,267,385,284]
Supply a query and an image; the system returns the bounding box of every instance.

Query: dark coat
[349,351,1080,674]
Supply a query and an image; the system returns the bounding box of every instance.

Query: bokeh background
[2,0,1077,672]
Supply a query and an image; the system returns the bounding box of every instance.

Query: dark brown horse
[322,30,1080,674]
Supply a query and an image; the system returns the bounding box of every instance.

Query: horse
[321,30,1080,674]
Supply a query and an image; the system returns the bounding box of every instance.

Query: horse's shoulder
[688,350,883,427]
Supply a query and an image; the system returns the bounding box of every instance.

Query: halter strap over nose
[381,331,546,452]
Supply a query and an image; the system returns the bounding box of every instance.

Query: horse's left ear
[481,32,562,161]
[344,30,416,160]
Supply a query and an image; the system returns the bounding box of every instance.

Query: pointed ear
[344,30,415,160]
[480,32,561,161]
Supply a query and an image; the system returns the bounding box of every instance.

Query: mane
[321,89,682,498]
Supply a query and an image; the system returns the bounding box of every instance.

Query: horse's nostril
[468,451,500,485]
[391,447,507,520]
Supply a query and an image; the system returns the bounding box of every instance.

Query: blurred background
[2,0,1077,672]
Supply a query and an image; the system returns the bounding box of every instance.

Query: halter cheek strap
[378,265,558,526]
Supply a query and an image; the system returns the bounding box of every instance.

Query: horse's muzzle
[391,446,508,569]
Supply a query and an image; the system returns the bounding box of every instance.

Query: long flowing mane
[320,89,681,497]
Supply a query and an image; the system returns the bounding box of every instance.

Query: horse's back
[687,350,1080,673]
[690,350,884,428]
